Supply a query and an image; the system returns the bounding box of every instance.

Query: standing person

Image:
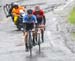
[33,5,46,42]
[23,9,37,51]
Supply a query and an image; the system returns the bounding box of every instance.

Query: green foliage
[68,7,75,24]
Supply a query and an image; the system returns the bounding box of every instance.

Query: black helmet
[11,2,18,8]
[14,5,18,8]
[27,9,33,14]
[11,2,14,6]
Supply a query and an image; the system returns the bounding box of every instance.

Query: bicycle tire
[41,30,44,42]
[37,33,41,53]
[29,31,33,56]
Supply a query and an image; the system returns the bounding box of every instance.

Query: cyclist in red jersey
[33,5,46,25]
[33,5,46,43]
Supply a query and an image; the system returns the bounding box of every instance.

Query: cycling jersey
[33,10,44,19]
[12,6,25,16]
[33,9,46,25]
[23,15,37,24]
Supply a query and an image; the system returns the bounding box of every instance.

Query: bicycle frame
[24,27,44,56]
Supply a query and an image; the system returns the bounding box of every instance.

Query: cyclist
[11,3,25,30]
[23,9,37,51]
[6,3,19,20]
[33,5,46,42]
[12,3,25,17]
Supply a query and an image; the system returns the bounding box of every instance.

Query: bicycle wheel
[29,31,33,56]
[41,30,44,42]
[37,32,41,53]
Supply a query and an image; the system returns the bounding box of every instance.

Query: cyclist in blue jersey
[23,9,37,51]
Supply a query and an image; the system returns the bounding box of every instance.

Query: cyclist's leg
[17,17,22,30]
[30,23,36,46]
[40,28,44,42]
[24,23,29,51]
[15,16,21,30]
[24,23,34,51]
[40,18,45,42]
[38,20,44,42]
[23,23,26,36]
[24,32,29,51]
[32,31,37,45]
[39,25,45,42]
[13,16,19,25]
[11,15,14,22]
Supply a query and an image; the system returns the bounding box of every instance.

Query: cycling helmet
[12,2,18,8]
[11,2,14,6]
[13,2,18,5]
[27,9,33,14]
[35,5,40,11]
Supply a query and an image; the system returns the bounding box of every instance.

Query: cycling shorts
[24,23,34,32]
[37,18,44,25]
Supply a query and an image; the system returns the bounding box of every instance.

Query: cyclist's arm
[34,16,37,24]
[43,15,46,25]
[19,6,25,12]
[33,15,38,29]
[41,10,46,25]
[12,9,16,16]
[12,9,19,16]
[22,16,27,30]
